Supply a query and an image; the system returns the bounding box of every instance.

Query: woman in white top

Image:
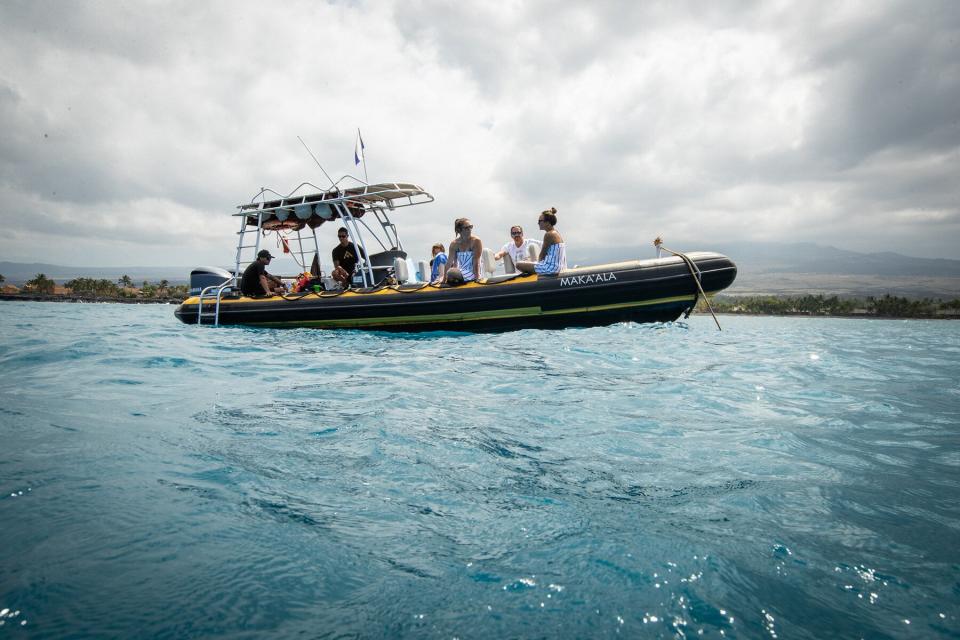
[444,217,483,284]
[494,225,540,273]
[517,207,566,276]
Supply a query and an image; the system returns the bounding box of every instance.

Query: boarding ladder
[196,279,235,326]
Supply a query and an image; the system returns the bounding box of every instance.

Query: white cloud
[0,0,957,269]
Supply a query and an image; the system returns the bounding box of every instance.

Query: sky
[0,0,958,270]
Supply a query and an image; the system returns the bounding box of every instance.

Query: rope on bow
[654,237,721,331]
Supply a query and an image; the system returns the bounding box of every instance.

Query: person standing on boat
[494,225,540,273]
[429,242,447,284]
[516,207,566,275]
[240,249,285,296]
[331,227,365,289]
[444,218,483,284]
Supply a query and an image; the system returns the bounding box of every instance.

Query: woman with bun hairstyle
[516,207,566,275]
[443,217,483,284]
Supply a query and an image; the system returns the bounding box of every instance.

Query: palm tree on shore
[26,273,55,294]
[119,274,133,288]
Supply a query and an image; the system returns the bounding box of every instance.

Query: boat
[174,181,737,331]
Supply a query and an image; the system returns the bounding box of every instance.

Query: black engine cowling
[189,266,233,295]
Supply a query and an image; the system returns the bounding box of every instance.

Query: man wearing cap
[240,249,284,296]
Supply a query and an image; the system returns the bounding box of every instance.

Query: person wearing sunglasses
[443,217,483,284]
[494,225,541,274]
[331,227,365,289]
[516,207,566,276]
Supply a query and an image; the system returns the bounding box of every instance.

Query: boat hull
[174,252,737,332]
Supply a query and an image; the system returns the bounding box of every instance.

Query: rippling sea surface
[1,301,958,638]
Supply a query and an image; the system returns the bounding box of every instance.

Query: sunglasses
[461,225,474,230]
[511,231,522,236]
[338,234,348,238]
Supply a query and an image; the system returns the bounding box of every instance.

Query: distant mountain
[0,262,191,285]
[571,242,960,277]
[709,242,960,277]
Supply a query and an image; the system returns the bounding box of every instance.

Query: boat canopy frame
[230,181,434,288]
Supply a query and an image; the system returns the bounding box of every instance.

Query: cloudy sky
[0,0,958,269]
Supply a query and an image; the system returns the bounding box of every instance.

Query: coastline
[0,293,181,305]
[707,310,958,321]
[3,294,957,319]
[705,293,960,320]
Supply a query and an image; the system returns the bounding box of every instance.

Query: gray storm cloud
[0,0,957,267]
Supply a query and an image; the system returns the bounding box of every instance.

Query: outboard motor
[189,266,233,295]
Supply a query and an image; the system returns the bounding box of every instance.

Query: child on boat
[429,242,447,284]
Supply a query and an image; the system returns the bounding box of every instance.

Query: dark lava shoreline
[0,293,181,304]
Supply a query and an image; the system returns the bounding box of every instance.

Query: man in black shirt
[240,249,284,296]
[331,227,365,288]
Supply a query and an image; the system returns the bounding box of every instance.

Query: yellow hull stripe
[215,294,698,329]
[181,277,531,307]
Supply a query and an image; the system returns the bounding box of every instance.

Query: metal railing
[196,279,235,326]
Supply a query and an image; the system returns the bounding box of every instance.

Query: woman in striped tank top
[443,217,483,284]
[517,207,566,276]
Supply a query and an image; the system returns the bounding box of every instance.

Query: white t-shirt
[499,238,541,264]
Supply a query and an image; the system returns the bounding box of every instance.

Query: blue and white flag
[354,130,365,166]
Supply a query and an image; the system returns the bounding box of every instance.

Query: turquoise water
[0,301,958,638]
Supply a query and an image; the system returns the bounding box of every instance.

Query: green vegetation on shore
[1,273,188,301]
[64,276,187,299]
[26,273,55,294]
[704,294,960,318]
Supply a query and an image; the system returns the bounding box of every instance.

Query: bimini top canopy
[235,182,433,230]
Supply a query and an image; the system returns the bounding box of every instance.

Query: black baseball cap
[257,249,275,259]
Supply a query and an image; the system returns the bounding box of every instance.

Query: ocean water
[0,301,958,639]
